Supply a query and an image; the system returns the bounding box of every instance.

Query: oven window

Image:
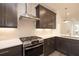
[25,45,43,56]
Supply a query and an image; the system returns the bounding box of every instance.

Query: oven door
[25,43,43,56]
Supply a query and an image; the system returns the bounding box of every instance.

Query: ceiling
[40,3,79,21]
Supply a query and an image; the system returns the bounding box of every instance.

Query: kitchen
[0,3,79,56]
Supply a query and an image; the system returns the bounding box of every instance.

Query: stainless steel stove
[20,36,44,56]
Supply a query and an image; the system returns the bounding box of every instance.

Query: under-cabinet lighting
[36,29,43,31]
[36,29,53,32]
[0,28,16,32]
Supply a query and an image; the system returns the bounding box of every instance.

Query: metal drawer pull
[25,44,43,50]
[0,51,9,54]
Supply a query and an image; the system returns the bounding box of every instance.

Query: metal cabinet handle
[25,43,43,50]
[0,51,9,54]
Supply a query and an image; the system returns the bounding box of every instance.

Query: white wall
[0,18,36,41]
[18,18,36,37]
[0,28,18,40]
[61,21,72,36]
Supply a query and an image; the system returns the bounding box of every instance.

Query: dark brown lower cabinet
[69,40,79,56]
[1,37,79,56]
[0,45,23,56]
[43,37,79,56]
[43,38,55,56]
[55,37,79,56]
[55,37,71,55]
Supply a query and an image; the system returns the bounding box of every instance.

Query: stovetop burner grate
[20,36,42,42]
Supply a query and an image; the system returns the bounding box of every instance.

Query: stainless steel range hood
[19,4,40,20]
[20,13,39,20]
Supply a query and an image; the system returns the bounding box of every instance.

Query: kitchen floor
[49,51,66,56]
[41,51,66,56]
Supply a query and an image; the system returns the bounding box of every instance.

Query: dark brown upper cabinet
[36,5,56,29]
[0,3,17,28]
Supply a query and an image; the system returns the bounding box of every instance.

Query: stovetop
[20,36,42,42]
[20,36,43,47]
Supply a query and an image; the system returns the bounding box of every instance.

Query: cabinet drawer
[0,45,22,56]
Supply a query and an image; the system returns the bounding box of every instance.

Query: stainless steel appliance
[20,36,44,56]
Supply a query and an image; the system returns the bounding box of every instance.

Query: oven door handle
[25,43,43,50]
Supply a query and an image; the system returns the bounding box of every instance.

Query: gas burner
[20,36,43,47]
[20,36,42,42]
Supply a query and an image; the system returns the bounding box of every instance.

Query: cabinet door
[55,37,62,51]
[0,4,3,26]
[40,6,56,29]
[5,3,17,28]
[0,4,5,27]
[55,37,69,55]
[0,45,22,56]
[44,38,55,56]
[36,5,56,29]
[60,39,67,53]
[36,5,40,28]
[69,40,79,56]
